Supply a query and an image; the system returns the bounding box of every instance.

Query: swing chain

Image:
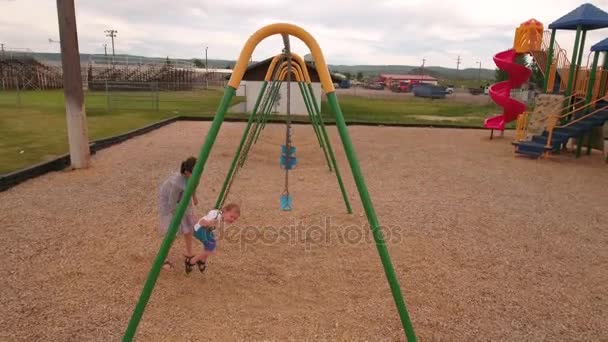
[282,35,293,197]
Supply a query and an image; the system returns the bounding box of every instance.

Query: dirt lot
[1,122,606,341]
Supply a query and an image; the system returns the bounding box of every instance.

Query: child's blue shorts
[193,227,216,251]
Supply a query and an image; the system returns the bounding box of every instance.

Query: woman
[158,156,199,271]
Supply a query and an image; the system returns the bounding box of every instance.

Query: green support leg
[576,136,583,158]
[123,87,236,342]
[299,82,333,172]
[585,52,600,104]
[254,80,282,144]
[326,92,415,341]
[543,29,556,93]
[565,26,582,98]
[309,84,352,214]
[215,82,268,208]
[237,81,276,169]
[586,129,593,156]
[299,82,325,147]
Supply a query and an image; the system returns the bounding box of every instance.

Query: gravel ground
[1,122,606,341]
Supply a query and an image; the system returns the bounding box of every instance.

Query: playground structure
[122,23,417,342]
[485,3,608,160]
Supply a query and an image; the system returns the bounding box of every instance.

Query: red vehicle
[391,80,420,93]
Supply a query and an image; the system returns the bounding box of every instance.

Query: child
[158,156,200,271]
[186,203,241,274]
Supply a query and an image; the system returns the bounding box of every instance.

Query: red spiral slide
[484,49,531,132]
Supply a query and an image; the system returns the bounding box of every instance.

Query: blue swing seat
[280,193,292,211]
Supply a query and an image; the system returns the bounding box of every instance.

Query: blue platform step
[513,105,607,159]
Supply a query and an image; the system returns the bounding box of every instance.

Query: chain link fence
[0,80,246,116]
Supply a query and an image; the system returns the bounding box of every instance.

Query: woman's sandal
[196,260,206,274]
[184,255,194,274]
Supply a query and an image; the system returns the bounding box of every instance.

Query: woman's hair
[180,157,197,174]
[223,203,241,214]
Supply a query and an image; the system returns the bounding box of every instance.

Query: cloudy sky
[1,0,606,69]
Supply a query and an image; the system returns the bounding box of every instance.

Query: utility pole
[420,58,426,76]
[205,45,208,89]
[456,55,462,75]
[56,0,90,169]
[0,43,4,60]
[104,29,117,65]
[476,61,482,86]
[103,43,108,64]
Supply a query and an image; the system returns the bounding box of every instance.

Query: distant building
[239,56,325,115]
[378,74,438,87]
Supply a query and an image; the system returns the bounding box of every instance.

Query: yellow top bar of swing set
[228,23,334,92]
[277,65,303,82]
[277,61,305,82]
[264,53,312,83]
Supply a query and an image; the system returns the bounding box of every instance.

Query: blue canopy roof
[591,37,608,51]
[548,3,608,30]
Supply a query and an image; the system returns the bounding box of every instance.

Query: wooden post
[56,0,90,169]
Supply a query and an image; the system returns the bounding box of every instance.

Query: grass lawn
[1,89,499,174]
[0,89,243,174]
[323,95,499,126]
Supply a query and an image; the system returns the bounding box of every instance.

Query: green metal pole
[239,80,278,168]
[309,84,352,214]
[586,129,593,155]
[576,136,583,158]
[123,86,236,342]
[543,29,556,93]
[299,82,333,171]
[326,92,415,341]
[299,82,325,149]
[565,26,582,98]
[254,80,282,143]
[600,52,608,95]
[571,30,587,96]
[215,81,268,209]
[585,52,600,104]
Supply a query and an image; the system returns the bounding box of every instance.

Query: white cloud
[0,0,606,69]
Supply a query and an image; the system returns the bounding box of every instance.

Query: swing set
[123,23,417,342]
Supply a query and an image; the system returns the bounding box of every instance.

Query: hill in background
[28,52,496,82]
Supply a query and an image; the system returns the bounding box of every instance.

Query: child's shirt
[194,209,222,231]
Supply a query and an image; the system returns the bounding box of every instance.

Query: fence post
[155,82,159,112]
[105,80,110,113]
[16,79,22,107]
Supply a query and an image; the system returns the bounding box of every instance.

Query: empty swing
[280,40,295,211]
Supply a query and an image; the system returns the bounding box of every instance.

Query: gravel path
[1,122,606,341]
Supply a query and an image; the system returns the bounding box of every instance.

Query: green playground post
[123,86,236,342]
[253,80,282,144]
[585,52,600,104]
[600,52,608,95]
[565,26,582,99]
[543,29,556,93]
[299,82,324,148]
[256,80,283,140]
[239,80,279,168]
[326,92,415,341]
[572,30,587,96]
[298,82,333,171]
[586,129,594,156]
[215,81,268,209]
[309,84,352,214]
[576,136,583,158]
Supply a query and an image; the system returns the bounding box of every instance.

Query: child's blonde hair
[223,203,240,214]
